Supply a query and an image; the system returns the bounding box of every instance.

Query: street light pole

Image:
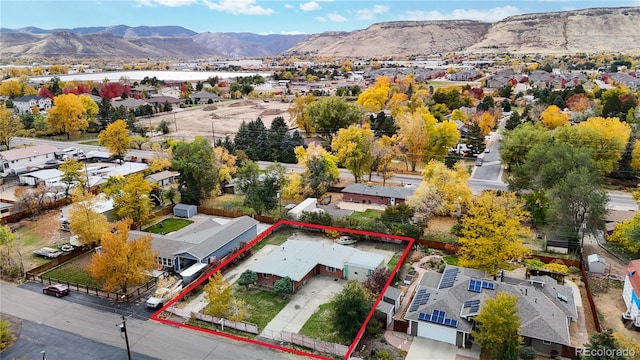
[117,314,132,360]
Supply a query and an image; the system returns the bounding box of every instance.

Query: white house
[587,254,607,274]
[0,145,59,174]
[622,259,640,330]
[12,95,52,115]
[19,168,63,187]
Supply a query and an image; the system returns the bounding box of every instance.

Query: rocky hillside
[1,7,638,60]
[286,20,490,58]
[286,7,640,57]
[467,7,640,54]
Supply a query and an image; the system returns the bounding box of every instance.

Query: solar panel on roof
[450,319,458,328]
[481,281,495,290]
[418,288,426,294]
[463,299,480,307]
[468,279,482,292]
[470,304,480,312]
[409,304,418,312]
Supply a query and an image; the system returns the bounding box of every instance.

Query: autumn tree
[473,111,496,136]
[0,104,24,150]
[68,188,111,247]
[424,119,460,162]
[331,124,374,183]
[356,76,390,113]
[47,94,89,139]
[371,135,397,185]
[331,281,373,342]
[88,219,157,292]
[457,191,531,276]
[129,135,149,150]
[540,104,569,130]
[236,161,287,215]
[423,160,472,215]
[293,143,340,197]
[0,225,23,278]
[108,173,154,229]
[80,94,98,125]
[59,158,86,197]
[171,136,217,205]
[98,119,130,159]
[288,94,316,133]
[395,111,428,171]
[204,271,247,321]
[473,293,521,360]
[304,96,363,139]
[555,117,631,175]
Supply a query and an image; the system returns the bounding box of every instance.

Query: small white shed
[173,203,197,218]
[588,254,607,274]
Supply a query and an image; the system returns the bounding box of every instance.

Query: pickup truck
[146,277,183,309]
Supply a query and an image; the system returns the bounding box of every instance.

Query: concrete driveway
[261,276,345,339]
[405,337,480,360]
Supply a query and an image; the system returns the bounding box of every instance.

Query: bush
[0,320,10,351]
[519,346,536,360]
[524,259,545,269]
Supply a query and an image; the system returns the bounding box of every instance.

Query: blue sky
[1,0,638,34]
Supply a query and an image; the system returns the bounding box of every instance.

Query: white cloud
[316,16,327,23]
[300,1,321,12]
[284,3,293,9]
[202,0,274,15]
[355,5,389,20]
[136,0,197,7]
[403,6,521,23]
[326,12,348,22]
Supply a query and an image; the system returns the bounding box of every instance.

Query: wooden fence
[0,198,71,225]
[26,272,157,303]
[580,260,602,332]
[165,307,259,334]
[196,206,276,224]
[25,247,93,276]
[281,331,349,358]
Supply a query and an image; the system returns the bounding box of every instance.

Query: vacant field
[12,210,70,271]
[299,303,340,343]
[233,287,290,330]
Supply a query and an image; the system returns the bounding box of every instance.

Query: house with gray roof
[189,90,220,104]
[251,239,385,292]
[129,216,258,275]
[404,265,578,357]
[12,95,52,115]
[341,183,415,207]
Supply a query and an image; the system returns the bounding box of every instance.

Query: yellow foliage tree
[68,188,111,246]
[613,332,640,360]
[474,111,496,136]
[111,173,154,230]
[609,213,640,256]
[0,104,24,150]
[540,104,569,129]
[331,124,375,183]
[98,119,131,159]
[203,271,234,318]
[356,76,390,113]
[631,140,640,171]
[422,160,472,215]
[213,146,237,193]
[287,94,315,133]
[293,143,340,197]
[425,120,461,162]
[372,135,398,185]
[88,219,157,292]
[473,292,520,357]
[557,116,630,174]
[47,94,89,139]
[396,110,429,172]
[458,191,531,276]
[79,94,98,124]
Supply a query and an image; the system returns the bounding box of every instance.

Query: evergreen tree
[505,111,521,130]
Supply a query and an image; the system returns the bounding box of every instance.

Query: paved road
[0,283,304,360]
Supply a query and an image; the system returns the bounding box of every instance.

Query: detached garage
[174,203,197,218]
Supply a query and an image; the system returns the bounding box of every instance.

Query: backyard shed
[587,254,607,274]
[174,203,197,218]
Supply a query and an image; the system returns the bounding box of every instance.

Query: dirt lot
[10,210,69,271]
[148,99,292,143]
[590,277,640,342]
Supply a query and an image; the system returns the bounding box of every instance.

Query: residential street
[0,283,304,360]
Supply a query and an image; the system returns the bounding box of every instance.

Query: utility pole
[174,113,178,132]
[117,314,132,360]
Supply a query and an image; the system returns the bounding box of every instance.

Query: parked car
[475,158,483,166]
[484,148,491,153]
[336,236,357,245]
[43,284,70,297]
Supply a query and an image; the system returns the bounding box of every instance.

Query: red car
[43,284,70,297]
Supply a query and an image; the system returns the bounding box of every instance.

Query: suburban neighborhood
[1,4,640,360]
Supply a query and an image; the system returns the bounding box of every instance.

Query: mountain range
[1,7,639,60]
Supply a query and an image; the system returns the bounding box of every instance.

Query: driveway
[405,337,480,360]
[260,276,345,340]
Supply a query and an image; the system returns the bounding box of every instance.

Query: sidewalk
[383,329,413,352]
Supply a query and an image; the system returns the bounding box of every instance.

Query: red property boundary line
[150,220,414,360]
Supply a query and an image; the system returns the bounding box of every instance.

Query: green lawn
[299,303,340,343]
[348,209,383,222]
[443,256,459,266]
[233,288,290,329]
[387,254,402,269]
[202,194,281,217]
[251,228,295,253]
[144,218,194,234]
[44,258,103,288]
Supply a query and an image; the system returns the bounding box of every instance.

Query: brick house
[341,183,415,207]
